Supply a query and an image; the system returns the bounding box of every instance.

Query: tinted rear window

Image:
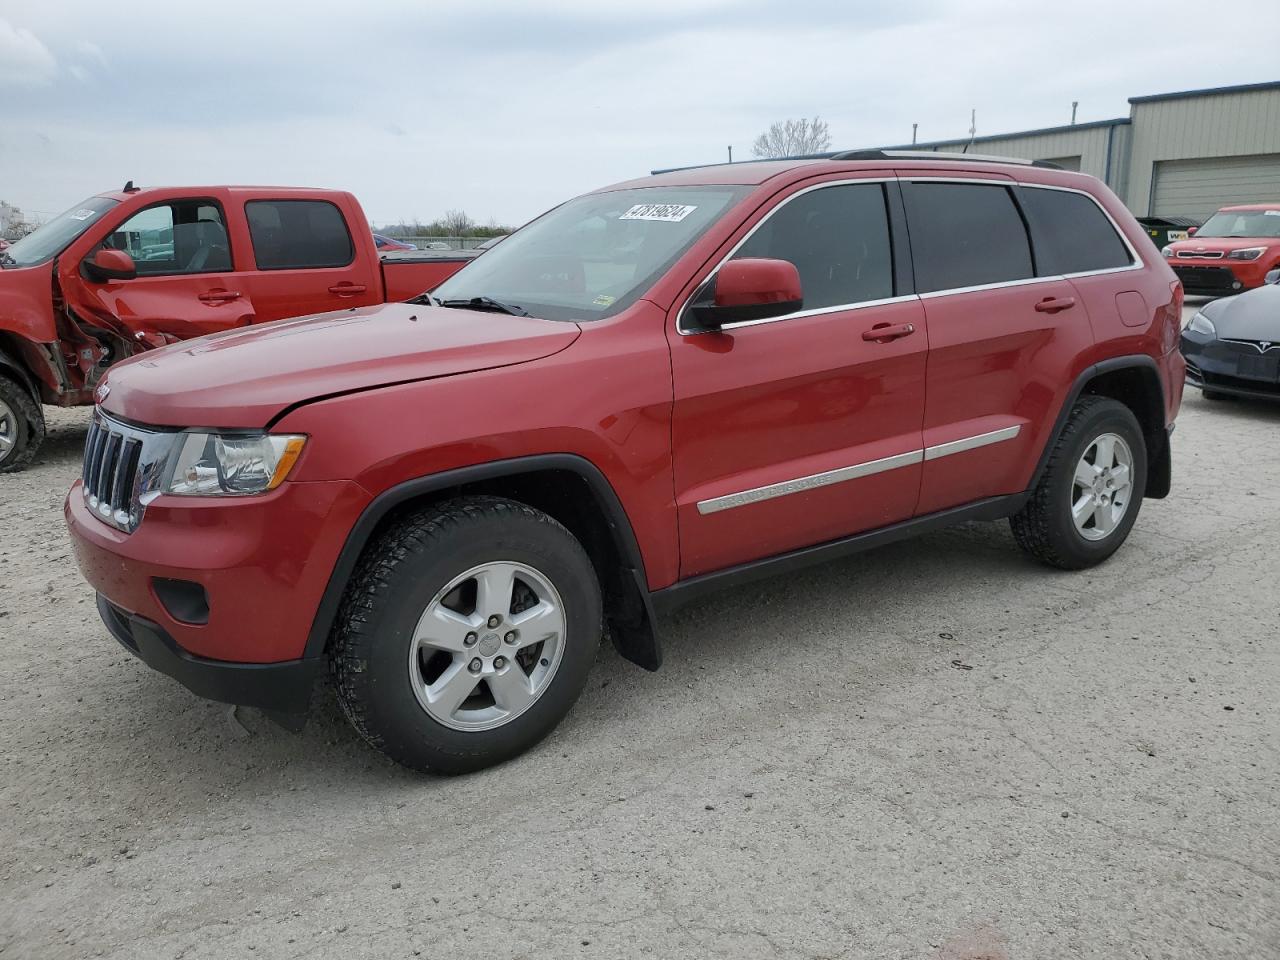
[903,182,1033,293]
[1021,187,1133,275]
[246,200,354,270]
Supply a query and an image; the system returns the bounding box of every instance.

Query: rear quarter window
[1021,187,1134,275]
[902,182,1034,293]
[246,199,354,270]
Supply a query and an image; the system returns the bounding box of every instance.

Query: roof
[1219,202,1280,211]
[1129,80,1280,105]
[870,116,1130,152]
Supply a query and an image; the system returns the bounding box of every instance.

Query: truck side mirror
[85,248,137,282]
[683,258,803,333]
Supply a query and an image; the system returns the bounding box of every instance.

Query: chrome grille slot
[81,412,173,533]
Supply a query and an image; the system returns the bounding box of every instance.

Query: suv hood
[100,302,581,428]
[1168,237,1278,256]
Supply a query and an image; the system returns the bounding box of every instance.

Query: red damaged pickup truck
[0,184,470,469]
[67,152,1183,774]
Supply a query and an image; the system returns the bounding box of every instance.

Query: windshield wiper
[434,296,529,317]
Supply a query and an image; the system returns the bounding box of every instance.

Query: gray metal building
[875,80,1280,221]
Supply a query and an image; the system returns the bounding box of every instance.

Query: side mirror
[85,248,137,282]
[685,258,803,332]
[1265,268,1280,286]
[1186,226,1198,237]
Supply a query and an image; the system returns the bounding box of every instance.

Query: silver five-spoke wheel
[0,397,16,459]
[409,560,566,731]
[1072,432,1133,541]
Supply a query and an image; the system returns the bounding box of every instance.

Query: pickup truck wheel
[329,496,601,774]
[0,377,44,473]
[1010,396,1147,570]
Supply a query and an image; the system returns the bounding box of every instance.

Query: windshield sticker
[592,294,617,307]
[69,209,98,221]
[620,203,698,223]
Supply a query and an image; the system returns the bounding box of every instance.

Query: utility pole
[727,145,733,163]
[1071,101,1079,125]
[912,123,918,145]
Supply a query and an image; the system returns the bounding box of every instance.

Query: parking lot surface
[2,360,1278,958]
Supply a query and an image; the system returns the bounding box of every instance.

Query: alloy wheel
[1071,432,1134,541]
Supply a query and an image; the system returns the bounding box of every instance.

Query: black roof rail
[829,149,1063,169]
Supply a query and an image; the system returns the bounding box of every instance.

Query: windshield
[1,197,119,269]
[1195,209,1280,239]
[431,186,749,321]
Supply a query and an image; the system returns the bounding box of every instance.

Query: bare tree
[751,117,832,159]
[439,209,474,236]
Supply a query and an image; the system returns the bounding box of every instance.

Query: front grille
[1176,250,1224,259]
[1171,265,1240,293]
[81,413,172,532]
[1222,338,1280,354]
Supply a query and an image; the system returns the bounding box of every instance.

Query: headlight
[166,433,306,496]
[1186,312,1216,337]
[1161,245,1173,258]
[1226,247,1265,261]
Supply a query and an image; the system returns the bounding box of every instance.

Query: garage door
[1151,154,1280,220]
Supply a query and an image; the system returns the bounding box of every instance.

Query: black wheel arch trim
[0,343,42,402]
[302,453,662,671]
[1031,354,1170,499]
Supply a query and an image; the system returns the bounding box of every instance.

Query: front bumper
[1182,334,1280,401]
[1171,260,1271,296]
[66,477,372,708]
[98,595,319,715]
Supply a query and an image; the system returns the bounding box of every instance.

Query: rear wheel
[1011,396,1147,570]
[330,496,601,774]
[0,377,44,473]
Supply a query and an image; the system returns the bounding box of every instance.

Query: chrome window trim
[694,424,1022,516]
[674,175,1147,338]
[676,177,896,336]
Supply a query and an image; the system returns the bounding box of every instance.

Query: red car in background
[1162,203,1280,296]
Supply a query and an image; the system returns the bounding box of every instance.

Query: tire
[329,495,602,774]
[0,376,45,473]
[1010,395,1147,570]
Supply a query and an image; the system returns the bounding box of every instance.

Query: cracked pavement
[2,348,1278,958]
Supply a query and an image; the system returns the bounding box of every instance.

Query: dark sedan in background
[1182,269,1280,401]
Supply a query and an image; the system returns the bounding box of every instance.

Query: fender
[302,453,662,670]
[1029,354,1170,498]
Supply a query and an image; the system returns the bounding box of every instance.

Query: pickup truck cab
[66,152,1184,773]
[0,185,470,469]
[1161,203,1280,296]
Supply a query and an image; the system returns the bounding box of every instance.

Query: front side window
[246,200,354,270]
[904,182,1033,294]
[731,183,893,311]
[105,201,232,276]
[1195,209,1280,239]
[431,186,748,322]
[1021,188,1134,275]
[1,197,118,269]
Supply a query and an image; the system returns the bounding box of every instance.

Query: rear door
[236,197,381,321]
[900,177,1095,514]
[668,177,928,577]
[67,196,256,345]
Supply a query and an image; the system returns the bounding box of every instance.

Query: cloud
[0,18,56,86]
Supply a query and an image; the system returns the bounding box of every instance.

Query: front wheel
[0,377,45,473]
[330,496,601,774]
[1011,396,1147,570]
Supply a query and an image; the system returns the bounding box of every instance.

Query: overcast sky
[3,0,1278,228]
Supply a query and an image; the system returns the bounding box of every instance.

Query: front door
[668,179,927,578]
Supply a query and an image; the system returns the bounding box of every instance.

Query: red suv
[1162,203,1280,296]
[65,152,1184,773]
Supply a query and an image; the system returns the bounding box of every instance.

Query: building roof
[1129,79,1280,105]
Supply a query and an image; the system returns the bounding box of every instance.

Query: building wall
[1125,85,1280,215]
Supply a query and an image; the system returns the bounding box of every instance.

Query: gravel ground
[2,346,1278,959]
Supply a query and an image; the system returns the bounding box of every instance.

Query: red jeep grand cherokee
[1162,203,1280,296]
[66,151,1184,773]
